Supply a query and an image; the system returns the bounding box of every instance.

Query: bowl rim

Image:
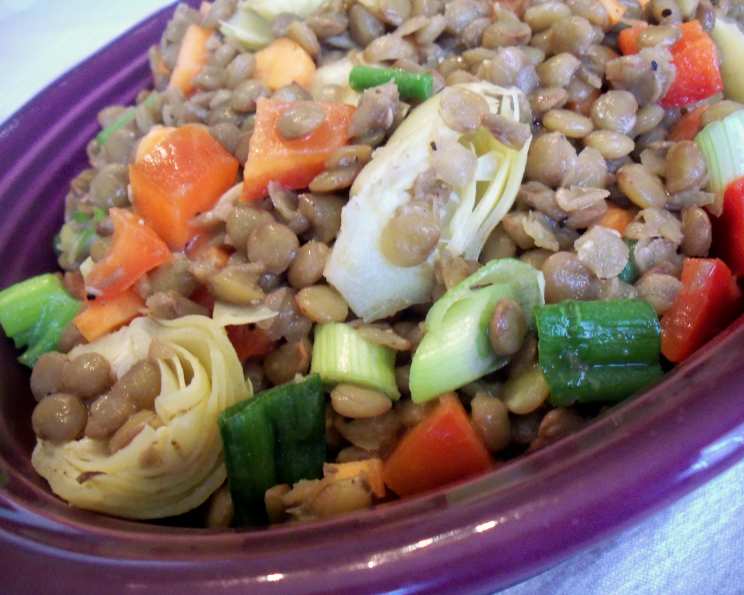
[2,3,744,593]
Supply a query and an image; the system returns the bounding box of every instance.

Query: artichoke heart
[324,81,531,322]
[31,315,250,519]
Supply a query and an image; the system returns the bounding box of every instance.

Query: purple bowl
[2,4,744,593]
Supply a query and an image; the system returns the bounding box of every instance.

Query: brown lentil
[113,360,161,410]
[32,394,87,442]
[488,298,527,356]
[298,193,344,243]
[543,109,594,138]
[526,132,577,188]
[247,222,299,274]
[543,251,600,302]
[109,410,158,454]
[85,392,137,440]
[664,141,707,194]
[206,484,235,529]
[380,202,440,267]
[575,225,629,279]
[636,273,682,315]
[331,384,392,419]
[470,393,511,452]
[62,353,113,401]
[263,338,312,386]
[524,2,572,31]
[31,352,68,401]
[309,477,372,519]
[288,241,331,289]
[295,285,349,323]
[617,164,668,208]
[226,204,273,249]
[502,365,550,415]
[439,87,488,133]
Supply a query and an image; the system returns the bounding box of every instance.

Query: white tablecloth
[1,2,743,593]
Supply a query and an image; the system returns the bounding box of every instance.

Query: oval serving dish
[1,3,744,593]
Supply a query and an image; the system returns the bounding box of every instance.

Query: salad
[2,0,744,528]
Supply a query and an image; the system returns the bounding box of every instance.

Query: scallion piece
[0,273,82,367]
[536,299,663,405]
[219,375,326,525]
[695,108,744,215]
[310,322,399,399]
[409,259,545,403]
[349,65,434,101]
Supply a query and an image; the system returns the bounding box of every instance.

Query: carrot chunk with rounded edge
[169,25,212,96]
[383,394,492,497]
[255,38,316,91]
[661,258,742,362]
[242,98,355,201]
[617,21,722,108]
[669,105,707,141]
[85,208,171,300]
[130,124,239,249]
[597,206,636,235]
[74,290,145,342]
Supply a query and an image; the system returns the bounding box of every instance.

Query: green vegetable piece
[410,258,545,403]
[219,374,326,525]
[349,65,434,101]
[710,17,744,103]
[0,273,82,367]
[219,6,273,50]
[311,323,399,399]
[695,108,744,207]
[536,299,663,406]
[618,239,638,284]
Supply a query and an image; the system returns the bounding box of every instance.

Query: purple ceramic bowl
[2,4,744,593]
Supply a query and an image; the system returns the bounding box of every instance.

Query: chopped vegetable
[349,66,434,102]
[325,82,531,321]
[717,177,744,275]
[312,58,360,106]
[536,299,663,405]
[220,6,273,50]
[130,124,239,249]
[324,459,385,498]
[211,301,277,327]
[618,240,639,284]
[410,259,544,403]
[73,289,144,343]
[618,21,723,109]
[710,17,744,103]
[0,274,81,367]
[669,105,707,141]
[248,0,328,20]
[242,98,355,201]
[55,207,107,270]
[597,205,635,235]
[254,38,316,91]
[382,394,492,497]
[661,258,741,362]
[84,208,171,300]
[310,322,399,398]
[169,24,212,96]
[226,326,275,362]
[219,374,326,525]
[96,95,156,146]
[695,109,744,216]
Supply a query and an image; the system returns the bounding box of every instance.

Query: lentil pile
[6,0,744,527]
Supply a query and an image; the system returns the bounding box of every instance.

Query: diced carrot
[617,23,646,55]
[254,38,316,91]
[85,208,171,301]
[324,459,386,498]
[382,394,492,498]
[186,233,232,270]
[169,25,212,96]
[130,124,239,249]
[668,105,708,141]
[226,326,275,361]
[597,206,636,234]
[242,98,355,201]
[74,289,145,342]
[597,0,626,26]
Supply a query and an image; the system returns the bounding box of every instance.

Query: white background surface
[1,2,743,593]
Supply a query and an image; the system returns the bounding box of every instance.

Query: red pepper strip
[716,178,744,276]
[661,258,742,363]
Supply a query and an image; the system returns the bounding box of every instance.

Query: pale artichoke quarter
[324,81,532,322]
[32,315,250,520]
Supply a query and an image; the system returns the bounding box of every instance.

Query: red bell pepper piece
[242,98,355,201]
[130,124,239,249]
[661,258,742,362]
[85,208,171,300]
[717,178,744,276]
[617,20,723,108]
[382,393,492,497]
